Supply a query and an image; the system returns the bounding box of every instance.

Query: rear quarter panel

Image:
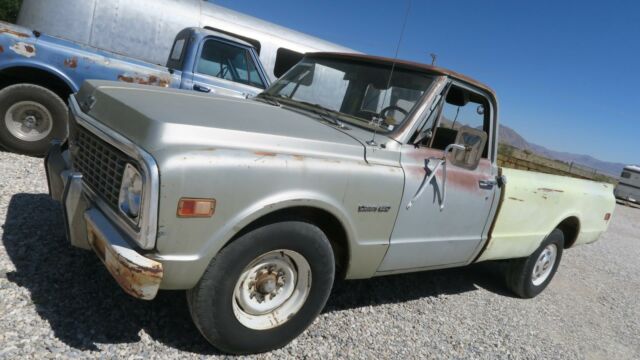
[477,168,616,262]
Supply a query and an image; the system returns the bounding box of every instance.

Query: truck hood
[75,81,365,162]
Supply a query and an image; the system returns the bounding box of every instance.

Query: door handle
[193,84,211,93]
[478,180,496,190]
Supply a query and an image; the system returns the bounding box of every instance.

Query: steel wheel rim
[531,244,557,286]
[4,101,53,142]
[232,249,312,330]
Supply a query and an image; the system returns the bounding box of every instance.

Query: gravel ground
[0,150,638,359]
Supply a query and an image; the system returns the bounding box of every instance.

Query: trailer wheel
[0,84,68,156]
[187,221,335,354]
[506,229,564,298]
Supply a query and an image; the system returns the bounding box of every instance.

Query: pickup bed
[45,52,615,354]
[0,21,269,155]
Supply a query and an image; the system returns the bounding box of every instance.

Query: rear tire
[187,221,335,354]
[506,229,564,298]
[0,84,69,156]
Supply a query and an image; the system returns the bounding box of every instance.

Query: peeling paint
[508,197,525,202]
[86,221,163,300]
[538,188,564,193]
[64,56,78,69]
[0,45,3,53]
[10,42,36,58]
[0,27,30,39]
[118,74,171,88]
[255,151,277,157]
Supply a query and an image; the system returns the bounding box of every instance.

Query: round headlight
[119,164,143,220]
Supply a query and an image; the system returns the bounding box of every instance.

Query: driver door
[379,83,500,272]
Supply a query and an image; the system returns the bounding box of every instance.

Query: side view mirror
[448,126,488,170]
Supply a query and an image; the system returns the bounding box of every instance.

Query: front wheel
[187,221,335,354]
[0,84,69,156]
[506,229,564,298]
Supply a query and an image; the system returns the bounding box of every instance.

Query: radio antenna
[367,0,413,146]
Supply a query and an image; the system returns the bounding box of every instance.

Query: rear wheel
[506,229,564,298]
[187,221,335,354]
[0,84,68,156]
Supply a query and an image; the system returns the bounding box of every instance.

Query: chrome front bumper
[45,142,163,300]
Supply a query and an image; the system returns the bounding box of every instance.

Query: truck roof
[185,27,255,49]
[307,52,496,98]
[624,165,640,173]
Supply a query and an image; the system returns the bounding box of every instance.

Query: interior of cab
[417,84,491,158]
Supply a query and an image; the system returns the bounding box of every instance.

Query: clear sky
[213,0,639,165]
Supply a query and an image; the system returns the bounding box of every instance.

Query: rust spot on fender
[292,155,305,161]
[0,27,30,38]
[10,42,36,58]
[255,151,277,157]
[64,57,78,68]
[118,74,171,88]
[0,45,4,53]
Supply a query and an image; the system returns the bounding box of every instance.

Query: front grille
[71,126,133,211]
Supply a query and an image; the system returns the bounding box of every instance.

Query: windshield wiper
[255,93,282,107]
[288,100,346,129]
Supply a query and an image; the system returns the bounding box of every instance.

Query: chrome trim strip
[69,96,159,250]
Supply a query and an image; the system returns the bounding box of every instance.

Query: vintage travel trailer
[17,0,357,81]
[615,165,640,203]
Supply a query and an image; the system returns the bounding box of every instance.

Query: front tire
[187,221,335,354]
[506,229,564,298]
[0,84,69,156]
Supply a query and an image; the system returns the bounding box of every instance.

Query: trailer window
[621,172,631,179]
[197,39,266,89]
[274,48,304,78]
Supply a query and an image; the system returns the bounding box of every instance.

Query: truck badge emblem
[358,205,391,213]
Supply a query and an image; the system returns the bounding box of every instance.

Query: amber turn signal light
[177,198,216,218]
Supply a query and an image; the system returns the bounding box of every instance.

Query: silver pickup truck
[45,53,616,354]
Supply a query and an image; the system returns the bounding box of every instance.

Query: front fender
[149,147,403,289]
[0,59,79,92]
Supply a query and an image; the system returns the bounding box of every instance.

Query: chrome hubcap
[532,244,557,286]
[4,101,53,142]
[233,249,311,330]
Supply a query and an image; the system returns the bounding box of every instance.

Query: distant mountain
[498,125,627,177]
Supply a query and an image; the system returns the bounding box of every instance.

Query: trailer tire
[187,221,335,354]
[506,229,564,298]
[0,84,68,156]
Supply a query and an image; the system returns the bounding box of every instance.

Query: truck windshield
[264,57,434,132]
[197,39,266,89]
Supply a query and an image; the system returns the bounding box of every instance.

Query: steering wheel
[379,105,409,120]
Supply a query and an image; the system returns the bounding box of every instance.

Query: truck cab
[167,27,270,97]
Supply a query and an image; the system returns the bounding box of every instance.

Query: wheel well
[557,217,580,249]
[232,206,350,280]
[0,67,73,101]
